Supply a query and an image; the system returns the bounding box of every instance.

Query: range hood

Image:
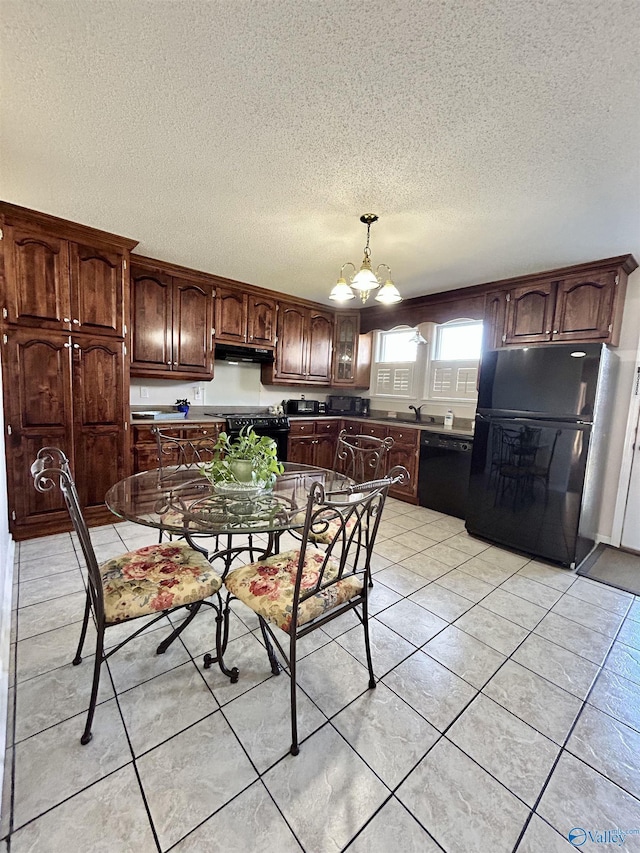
[214,343,274,364]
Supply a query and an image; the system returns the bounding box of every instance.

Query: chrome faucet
[409,405,423,422]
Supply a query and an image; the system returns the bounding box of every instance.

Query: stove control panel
[226,416,291,431]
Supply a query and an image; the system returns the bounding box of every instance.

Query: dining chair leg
[81,625,105,745]
[155,601,202,654]
[361,596,376,690]
[289,633,299,756]
[258,616,281,675]
[72,589,92,666]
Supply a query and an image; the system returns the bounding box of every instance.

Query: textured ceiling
[2,0,639,305]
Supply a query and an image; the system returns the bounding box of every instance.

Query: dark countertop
[365,418,474,439]
[130,408,226,425]
[130,409,475,439]
[288,414,475,439]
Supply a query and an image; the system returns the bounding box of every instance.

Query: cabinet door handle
[552,329,558,334]
[72,319,80,325]
[167,361,172,365]
[63,317,71,323]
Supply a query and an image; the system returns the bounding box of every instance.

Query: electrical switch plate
[193,386,202,402]
[140,387,149,399]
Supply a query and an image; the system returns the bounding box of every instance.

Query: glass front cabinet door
[332,311,359,385]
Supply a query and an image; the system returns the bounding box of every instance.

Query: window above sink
[370,319,482,406]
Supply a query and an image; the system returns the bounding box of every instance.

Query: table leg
[198,531,282,683]
[203,590,239,683]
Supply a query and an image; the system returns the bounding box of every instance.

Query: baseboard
[596,534,613,546]
[0,535,15,826]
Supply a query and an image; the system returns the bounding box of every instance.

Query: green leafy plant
[175,398,190,407]
[200,426,284,487]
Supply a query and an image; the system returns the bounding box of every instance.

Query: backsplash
[130,361,332,408]
[130,362,476,426]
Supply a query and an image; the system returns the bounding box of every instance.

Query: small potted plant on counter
[175,398,190,416]
[200,426,285,496]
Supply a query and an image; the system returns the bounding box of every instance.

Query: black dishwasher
[418,433,474,519]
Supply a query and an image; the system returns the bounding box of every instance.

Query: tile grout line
[7,520,640,851]
[507,602,640,852]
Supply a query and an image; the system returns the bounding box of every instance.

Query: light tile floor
[3,500,640,851]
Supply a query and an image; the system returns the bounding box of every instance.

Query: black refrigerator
[465,343,617,568]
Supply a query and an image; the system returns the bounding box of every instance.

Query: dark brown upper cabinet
[262,303,333,385]
[503,282,556,345]
[248,293,277,346]
[215,287,247,344]
[214,285,276,347]
[552,271,618,343]
[331,311,372,388]
[332,311,358,386]
[483,291,508,351]
[130,259,215,380]
[486,258,633,349]
[2,220,128,337]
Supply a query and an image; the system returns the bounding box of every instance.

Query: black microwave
[283,399,325,416]
[326,396,370,416]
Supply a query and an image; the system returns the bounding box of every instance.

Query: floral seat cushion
[100,542,221,624]
[225,549,363,633]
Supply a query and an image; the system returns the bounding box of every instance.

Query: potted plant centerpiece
[200,426,285,496]
[175,398,190,416]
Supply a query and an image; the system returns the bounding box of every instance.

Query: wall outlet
[140,387,149,399]
[193,386,202,402]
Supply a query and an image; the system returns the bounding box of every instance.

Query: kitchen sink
[374,415,435,425]
[371,416,420,424]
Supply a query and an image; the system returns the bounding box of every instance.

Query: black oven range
[206,413,291,461]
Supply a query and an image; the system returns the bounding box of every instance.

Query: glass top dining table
[105,462,352,539]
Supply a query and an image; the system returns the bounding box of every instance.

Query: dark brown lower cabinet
[2,328,128,539]
[287,436,317,466]
[132,423,220,473]
[287,419,339,468]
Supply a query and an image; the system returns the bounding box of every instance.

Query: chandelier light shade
[329,213,402,305]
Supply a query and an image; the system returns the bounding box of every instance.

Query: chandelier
[329,213,402,305]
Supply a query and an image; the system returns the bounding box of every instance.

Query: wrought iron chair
[151,426,219,541]
[333,429,395,482]
[225,465,409,756]
[294,429,396,550]
[152,425,219,475]
[30,447,224,745]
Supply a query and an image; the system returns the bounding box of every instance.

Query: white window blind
[374,364,414,397]
[428,360,478,401]
[456,367,478,394]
